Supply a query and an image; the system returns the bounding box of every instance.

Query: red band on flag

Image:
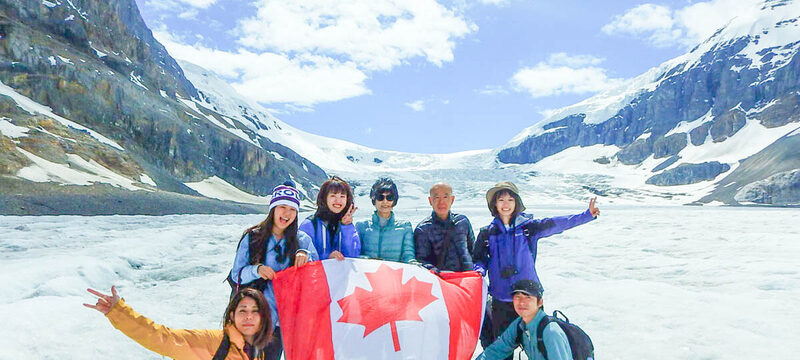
[438,271,484,360]
[273,262,335,360]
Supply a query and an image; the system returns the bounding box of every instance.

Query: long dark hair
[489,188,522,220]
[223,288,272,349]
[246,207,300,266]
[314,175,354,224]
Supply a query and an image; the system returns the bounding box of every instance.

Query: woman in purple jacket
[299,176,361,260]
[472,181,599,355]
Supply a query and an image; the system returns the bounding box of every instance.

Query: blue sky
[134,0,752,153]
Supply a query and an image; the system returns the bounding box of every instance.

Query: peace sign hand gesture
[83,286,121,315]
[340,204,357,225]
[588,197,600,218]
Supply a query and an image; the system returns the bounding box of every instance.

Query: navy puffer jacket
[413,211,475,271]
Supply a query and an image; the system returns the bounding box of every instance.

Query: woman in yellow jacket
[84,286,272,360]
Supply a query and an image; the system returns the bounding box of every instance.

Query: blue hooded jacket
[229,231,319,328]
[299,216,361,260]
[473,210,595,302]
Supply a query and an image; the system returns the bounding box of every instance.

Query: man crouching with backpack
[477,280,573,360]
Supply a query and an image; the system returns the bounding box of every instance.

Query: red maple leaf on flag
[337,263,438,352]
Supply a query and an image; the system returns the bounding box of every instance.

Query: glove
[472,264,486,277]
[421,263,440,274]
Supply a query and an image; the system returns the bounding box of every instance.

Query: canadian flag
[273,258,487,360]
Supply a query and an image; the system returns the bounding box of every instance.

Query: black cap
[512,280,543,298]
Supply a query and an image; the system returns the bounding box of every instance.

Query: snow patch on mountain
[665,110,713,137]
[0,80,123,150]
[16,149,145,191]
[676,120,800,165]
[184,176,271,205]
[0,118,29,138]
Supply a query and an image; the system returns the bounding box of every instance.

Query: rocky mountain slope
[0,0,326,214]
[497,0,800,205]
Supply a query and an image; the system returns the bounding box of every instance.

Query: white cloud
[175,0,217,9]
[178,8,199,20]
[476,85,509,96]
[152,0,474,108]
[406,100,425,111]
[154,31,370,105]
[602,0,762,48]
[478,0,508,5]
[511,54,624,98]
[547,52,605,68]
[235,0,476,71]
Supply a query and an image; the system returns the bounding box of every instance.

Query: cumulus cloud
[154,0,474,107]
[511,53,623,98]
[175,0,217,8]
[154,31,370,105]
[235,0,476,71]
[405,100,425,112]
[478,0,509,5]
[602,0,762,48]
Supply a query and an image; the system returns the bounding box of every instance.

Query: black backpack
[534,310,594,360]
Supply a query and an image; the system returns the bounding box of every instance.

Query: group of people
[85,176,600,360]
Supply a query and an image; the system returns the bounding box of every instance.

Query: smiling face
[512,292,542,323]
[495,193,516,222]
[231,297,262,339]
[271,205,297,233]
[428,184,454,220]
[374,191,395,215]
[326,191,348,214]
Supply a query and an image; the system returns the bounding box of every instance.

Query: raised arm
[85,287,220,358]
[526,207,596,241]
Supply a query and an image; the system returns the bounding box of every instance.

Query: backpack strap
[536,315,554,360]
[212,332,231,360]
[513,318,526,348]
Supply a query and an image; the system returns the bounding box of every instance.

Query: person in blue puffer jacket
[300,176,361,260]
[473,181,599,356]
[356,178,416,263]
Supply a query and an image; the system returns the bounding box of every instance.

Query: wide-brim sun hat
[485,181,525,212]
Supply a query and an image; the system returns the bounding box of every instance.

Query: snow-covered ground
[1,205,798,359]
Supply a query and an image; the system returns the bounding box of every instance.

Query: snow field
[1,205,798,359]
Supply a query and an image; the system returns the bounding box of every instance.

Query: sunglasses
[375,194,396,202]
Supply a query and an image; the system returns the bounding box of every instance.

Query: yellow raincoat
[106,299,261,360]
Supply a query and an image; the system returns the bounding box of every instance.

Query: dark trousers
[490,300,518,360]
[263,326,283,360]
